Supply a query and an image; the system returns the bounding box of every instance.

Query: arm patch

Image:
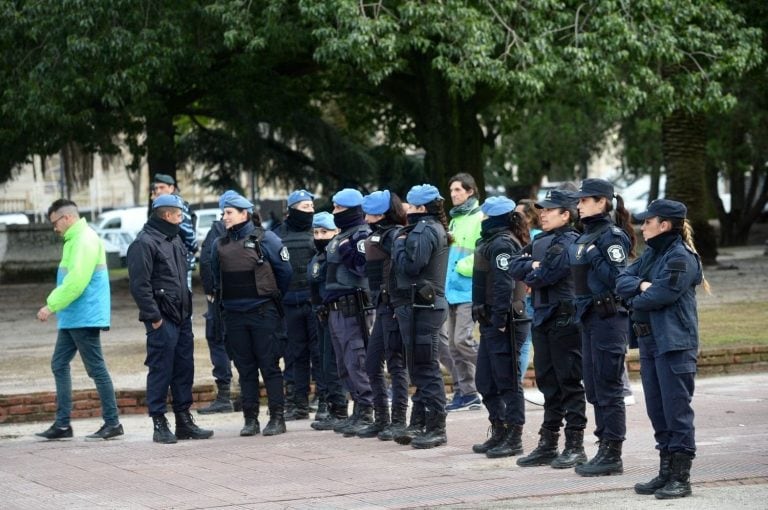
[667,259,687,287]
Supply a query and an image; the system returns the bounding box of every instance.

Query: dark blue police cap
[153,173,176,185]
[572,178,614,199]
[634,199,687,221]
[535,189,577,209]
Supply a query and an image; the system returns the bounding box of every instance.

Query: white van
[94,207,148,236]
[0,213,30,225]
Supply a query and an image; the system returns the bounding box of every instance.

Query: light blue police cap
[406,184,442,206]
[312,212,336,230]
[218,190,240,209]
[152,194,184,209]
[287,189,315,207]
[219,192,254,213]
[481,196,516,217]
[362,190,391,215]
[332,188,364,208]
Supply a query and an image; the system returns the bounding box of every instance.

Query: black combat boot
[174,410,214,440]
[284,381,296,419]
[486,424,523,458]
[411,407,447,449]
[378,405,407,441]
[240,406,261,436]
[152,415,177,444]
[575,439,623,476]
[394,403,426,445]
[517,428,560,466]
[472,419,506,454]
[262,407,287,436]
[654,452,693,499]
[285,396,310,421]
[334,402,359,434]
[634,450,671,494]
[551,429,588,468]
[197,382,234,414]
[343,405,375,437]
[312,401,348,431]
[356,405,390,438]
[314,397,330,421]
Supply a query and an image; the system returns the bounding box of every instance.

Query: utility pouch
[413,333,435,365]
[340,295,358,318]
[414,282,436,307]
[154,288,182,324]
[555,314,572,328]
[593,292,618,318]
[632,322,652,337]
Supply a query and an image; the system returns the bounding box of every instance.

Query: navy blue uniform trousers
[365,303,409,411]
[284,302,318,401]
[145,316,194,416]
[476,322,528,425]
[328,310,373,407]
[204,300,232,386]
[580,311,627,441]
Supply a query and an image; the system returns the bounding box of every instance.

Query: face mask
[287,208,313,230]
[314,238,332,252]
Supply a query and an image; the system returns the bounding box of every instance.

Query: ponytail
[509,212,531,246]
[612,194,637,259]
[671,218,711,295]
[426,200,454,245]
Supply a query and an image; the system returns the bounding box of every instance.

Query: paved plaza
[1,373,767,509]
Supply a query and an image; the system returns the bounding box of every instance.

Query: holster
[632,321,652,337]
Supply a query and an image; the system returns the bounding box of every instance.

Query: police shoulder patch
[357,240,366,253]
[606,244,626,263]
[496,253,511,271]
[611,226,624,236]
[311,262,320,277]
[280,246,290,261]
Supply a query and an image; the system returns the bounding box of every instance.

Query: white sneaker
[624,395,636,406]
[524,389,545,406]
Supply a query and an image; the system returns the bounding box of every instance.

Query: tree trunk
[382,62,486,199]
[145,113,177,184]
[661,110,718,264]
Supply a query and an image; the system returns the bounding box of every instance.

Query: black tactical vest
[473,231,526,307]
[531,229,577,307]
[325,224,371,292]
[217,228,278,300]
[364,225,398,295]
[402,218,449,297]
[276,223,314,292]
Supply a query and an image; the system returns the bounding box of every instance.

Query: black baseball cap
[634,199,687,221]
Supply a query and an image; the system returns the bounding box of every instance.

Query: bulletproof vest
[569,224,610,297]
[364,225,397,294]
[217,228,278,300]
[532,230,576,307]
[414,219,449,296]
[325,224,371,292]
[473,231,525,306]
[276,223,314,292]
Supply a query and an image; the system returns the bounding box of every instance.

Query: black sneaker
[85,423,124,441]
[35,424,73,440]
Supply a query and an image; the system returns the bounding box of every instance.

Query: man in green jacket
[35,199,122,441]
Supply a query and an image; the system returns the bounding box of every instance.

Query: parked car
[617,175,732,219]
[0,213,30,225]
[93,207,147,236]
[95,229,134,267]
[194,208,222,246]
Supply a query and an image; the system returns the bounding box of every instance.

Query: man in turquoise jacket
[35,199,122,441]
[443,173,484,411]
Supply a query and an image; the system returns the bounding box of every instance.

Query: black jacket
[127,217,192,324]
[200,220,226,296]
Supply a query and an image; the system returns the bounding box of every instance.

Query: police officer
[616,200,706,499]
[211,192,292,437]
[353,190,410,439]
[274,189,319,421]
[569,178,637,476]
[510,189,588,468]
[127,194,213,444]
[392,184,451,449]
[324,189,375,435]
[469,196,530,458]
[151,173,198,288]
[308,212,349,431]
[197,192,233,415]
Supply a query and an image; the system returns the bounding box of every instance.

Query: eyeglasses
[50,214,68,227]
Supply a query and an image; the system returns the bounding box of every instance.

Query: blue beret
[634,199,687,221]
[219,192,254,212]
[406,184,442,206]
[312,212,336,230]
[152,173,175,185]
[481,196,516,217]
[362,190,391,215]
[218,190,239,209]
[536,189,577,209]
[152,194,184,210]
[287,189,315,207]
[572,178,614,198]
[332,188,364,208]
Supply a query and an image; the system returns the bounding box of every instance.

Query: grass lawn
[699,302,768,348]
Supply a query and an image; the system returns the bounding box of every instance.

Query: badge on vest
[607,244,626,263]
[370,235,381,243]
[244,240,256,249]
[280,246,290,261]
[576,244,587,260]
[311,262,320,277]
[357,240,366,253]
[496,253,511,270]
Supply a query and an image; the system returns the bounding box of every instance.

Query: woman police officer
[392,184,452,449]
[211,192,292,437]
[469,196,531,459]
[509,189,588,469]
[616,199,707,500]
[569,178,636,476]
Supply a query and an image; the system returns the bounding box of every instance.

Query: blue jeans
[518,297,534,382]
[52,328,119,427]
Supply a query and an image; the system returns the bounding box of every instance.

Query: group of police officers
[126,175,705,501]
